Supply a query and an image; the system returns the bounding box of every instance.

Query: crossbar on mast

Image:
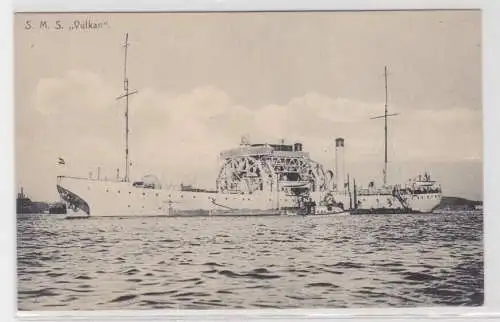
[116,33,138,182]
[370,66,399,186]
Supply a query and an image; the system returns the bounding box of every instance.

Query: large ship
[350,66,442,214]
[56,34,347,217]
[56,34,441,217]
[57,138,349,217]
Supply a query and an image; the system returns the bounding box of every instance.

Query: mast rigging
[116,33,138,182]
[370,66,398,186]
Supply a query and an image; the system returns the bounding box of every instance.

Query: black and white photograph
[15,10,483,310]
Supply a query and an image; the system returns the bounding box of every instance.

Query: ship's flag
[57,157,65,165]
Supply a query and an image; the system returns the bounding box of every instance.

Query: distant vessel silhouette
[16,187,56,214]
[17,187,35,214]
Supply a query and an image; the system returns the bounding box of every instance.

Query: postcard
[15,10,483,311]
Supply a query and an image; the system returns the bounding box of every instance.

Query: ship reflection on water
[17,211,483,310]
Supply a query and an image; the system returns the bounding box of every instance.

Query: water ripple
[17,212,483,310]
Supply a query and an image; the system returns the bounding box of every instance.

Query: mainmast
[116,33,138,182]
[370,66,398,186]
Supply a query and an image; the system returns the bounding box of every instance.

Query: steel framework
[216,153,331,195]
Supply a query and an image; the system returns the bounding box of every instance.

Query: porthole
[142,192,146,196]
[156,193,159,197]
[117,190,120,194]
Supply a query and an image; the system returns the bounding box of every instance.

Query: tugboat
[49,202,67,214]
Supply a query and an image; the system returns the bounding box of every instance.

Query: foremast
[116,33,138,182]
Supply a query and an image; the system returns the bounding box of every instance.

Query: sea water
[17,212,483,310]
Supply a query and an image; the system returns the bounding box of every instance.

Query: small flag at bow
[58,157,65,165]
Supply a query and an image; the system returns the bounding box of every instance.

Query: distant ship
[17,187,36,214]
[16,187,53,214]
[56,34,441,217]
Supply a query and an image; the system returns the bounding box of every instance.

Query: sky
[14,10,482,201]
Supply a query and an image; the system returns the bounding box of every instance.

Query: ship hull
[57,176,306,217]
[353,192,441,214]
[57,177,440,217]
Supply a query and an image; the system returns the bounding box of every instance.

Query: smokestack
[335,138,345,193]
